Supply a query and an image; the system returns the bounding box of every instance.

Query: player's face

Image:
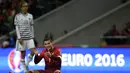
[21,3,28,13]
[44,40,53,51]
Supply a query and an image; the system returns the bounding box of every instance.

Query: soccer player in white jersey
[14,1,37,73]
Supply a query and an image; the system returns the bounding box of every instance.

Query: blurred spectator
[0,7,5,25]
[102,22,130,45]
[5,2,17,30]
[0,24,10,36]
[123,22,130,35]
[0,7,10,36]
[9,34,16,47]
[123,22,130,44]
[1,34,10,48]
[2,41,10,48]
[104,25,120,36]
[1,34,16,48]
[111,25,120,35]
[121,30,128,36]
[120,30,128,44]
[103,25,121,45]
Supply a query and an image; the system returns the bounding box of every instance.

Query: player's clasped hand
[34,50,38,55]
[45,52,52,57]
[19,40,23,45]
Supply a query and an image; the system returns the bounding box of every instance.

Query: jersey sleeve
[14,14,21,39]
[51,48,62,70]
[15,26,21,39]
[30,14,34,38]
[57,49,61,56]
[51,48,62,60]
[55,48,62,59]
[30,15,34,25]
[31,25,34,38]
[34,51,44,64]
[14,15,19,26]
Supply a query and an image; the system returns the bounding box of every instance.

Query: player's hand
[19,40,23,45]
[34,50,38,55]
[45,52,52,57]
[54,70,61,73]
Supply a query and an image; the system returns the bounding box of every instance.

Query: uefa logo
[8,49,23,73]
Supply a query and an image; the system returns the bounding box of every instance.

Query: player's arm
[34,50,44,64]
[51,49,62,70]
[14,15,21,39]
[14,15,23,44]
[30,14,34,38]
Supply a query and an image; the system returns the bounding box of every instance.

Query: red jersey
[34,47,62,71]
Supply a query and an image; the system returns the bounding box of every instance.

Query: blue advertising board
[0,48,130,73]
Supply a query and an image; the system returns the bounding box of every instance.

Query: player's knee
[28,70,39,73]
[28,70,33,73]
[54,70,61,73]
[30,70,40,73]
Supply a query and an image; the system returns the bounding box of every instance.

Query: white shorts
[16,39,35,51]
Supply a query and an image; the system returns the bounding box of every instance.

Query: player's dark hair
[43,32,54,42]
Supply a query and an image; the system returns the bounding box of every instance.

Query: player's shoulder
[54,47,61,51]
[15,13,21,17]
[27,13,33,17]
[41,49,47,53]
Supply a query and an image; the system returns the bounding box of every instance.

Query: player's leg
[26,48,35,66]
[16,40,28,73]
[26,39,36,66]
[21,51,28,72]
[28,70,46,73]
[28,70,39,73]
[28,69,59,73]
[54,70,61,73]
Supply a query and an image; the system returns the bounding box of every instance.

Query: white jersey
[14,13,34,40]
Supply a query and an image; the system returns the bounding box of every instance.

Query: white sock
[26,55,33,66]
[21,59,28,72]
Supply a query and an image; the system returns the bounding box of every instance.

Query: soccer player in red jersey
[28,33,62,73]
